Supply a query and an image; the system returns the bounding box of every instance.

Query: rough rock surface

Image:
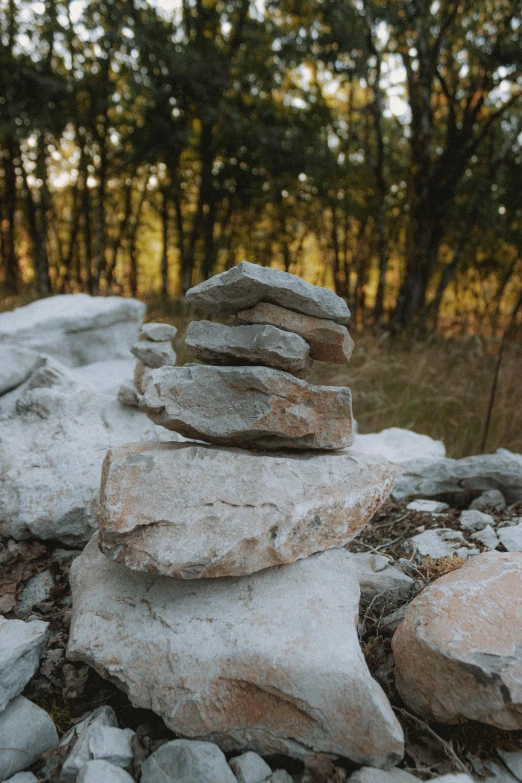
[498,750,522,781]
[406,499,449,513]
[460,509,494,531]
[68,536,404,766]
[99,441,399,579]
[4,773,39,782]
[498,522,522,552]
[354,427,445,465]
[141,322,177,342]
[87,725,134,767]
[140,740,237,783]
[470,489,506,511]
[141,364,353,450]
[393,551,522,728]
[0,696,58,780]
[471,525,499,550]
[0,294,145,367]
[392,449,522,505]
[131,340,177,369]
[0,346,42,396]
[59,706,118,783]
[70,359,136,397]
[17,570,55,616]
[237,302,354,364]
[77,760,135,783]
[0,358,176,543]
[349,554,414,603]
[185,320,311,375]
[186,261,351,324]
[0,618,49,711]
[229,751,271,783]
[410,528,478,559]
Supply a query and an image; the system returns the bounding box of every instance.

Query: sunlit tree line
[0,0,521,332]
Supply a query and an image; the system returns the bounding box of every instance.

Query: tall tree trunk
[161,187,169,299]
[35,132,51,295]
[3,135,18,294]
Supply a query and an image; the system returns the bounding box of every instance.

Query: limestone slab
[238,302,353,364]
[140,740,237,783]
[99,441,399,578]
[0,617,49,712]
[186,261,350,324]
[131,340,176,369]
[0,697,58,780]
[392,552,522,728]
[141,322,177,342]
[68,536,404,766]
[141,364,353,450]
[185,320,311,375]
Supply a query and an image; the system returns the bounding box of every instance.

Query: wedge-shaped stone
[185,320,311,375]
[393,552,522,729]
[68,536,404,766]
[186,261,350,324]
[99,441,399,578]
[141,364,353,450]
[238,302,354,364]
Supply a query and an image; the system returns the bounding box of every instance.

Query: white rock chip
[17,570,55,615]
[229,751,272,783]
[471,525,499,550]
[470,489,506,511]
[348,768,419,783]
[430,777,474,783]
[99,441,398,579]
[269,773,293,783]
[0,696,58,780]
[393,552,522,728]
[0,358,176,543]
[185,320,311,375]
[131,341,176,369]
[410,529,478,559]
[460,509,495,531]
[354,427,446,466]
[407,499,449,513]
[0,346,42,396]
[498,751,522,782]
[349,554,414,603]
[117,381,141,408]
[498,522,522,552]
[141,322,177,342]
[68,536,404,766]
[60,705,118,783]
[392,450,522,506]
[0,617,49,711]
[140,740,237,783]
[88,725,134,768]
[4,773,39,782]
[0,294,145,367]
[77,760,135,783]
[141,364,353,450]
[186,260,351,323]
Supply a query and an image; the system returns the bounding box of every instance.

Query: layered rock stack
[68,262,405,768]
[117,321,178,407]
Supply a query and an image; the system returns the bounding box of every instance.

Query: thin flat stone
[237,302,353,364]
[185,320,311,375]
[98,441,399,579]
[131,341,177,369]
[140,322,177,342]
[140,364,353,450]
[186,261,351,324]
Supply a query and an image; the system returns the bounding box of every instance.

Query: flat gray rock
[99,441,399,579]
[186,261,351,324]
[237,302,353,364]
[4,773,39,782]
[460,509,494,531]
[131,340,177,369]
[185,320,311,375]
[141,322,177,342]
[88,725,134,768]
[0,696,58,780]
[141,740,236,783]
[498,522,522,552]
[141,364,353,450]
[410,528,478,559]
[349,553,414,603]
[229,751,271,783]
[470,489,506,511]
[0,346,42,396]
[17,570,55,616]
[498,750,522,782]
[354,427,445,465]
[77,761,135,783]
[471,525,500,550]
[392,449,522,506]
[0,294,145,367]
[68,536,404,766]
[0,618,49,711]
[0,358,176,544]
[59,705,118,783]
[407,499,449,513]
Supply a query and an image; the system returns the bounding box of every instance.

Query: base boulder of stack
[98,441,400,578]
[141,364,353,450]
[68,536,404,767]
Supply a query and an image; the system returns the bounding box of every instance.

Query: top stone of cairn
[186,261,351,325]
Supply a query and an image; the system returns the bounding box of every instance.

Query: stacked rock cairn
[68,261,405,769]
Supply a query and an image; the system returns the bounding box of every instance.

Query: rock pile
[117,321,177,407]
[68,262,404,768]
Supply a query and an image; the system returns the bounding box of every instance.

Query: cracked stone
[68,535,404,766]
[98,441,398,579]
[393,552,522,728]
[141,364,353,450]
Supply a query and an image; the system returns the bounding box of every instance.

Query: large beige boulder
[141,364,353,450]
[68,537,404,767]
[98,441,399,579]
[392,552,522,729]
[238,302,354,364]
[186,260,350,323]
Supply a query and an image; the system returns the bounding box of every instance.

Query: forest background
[0,0,521,456]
